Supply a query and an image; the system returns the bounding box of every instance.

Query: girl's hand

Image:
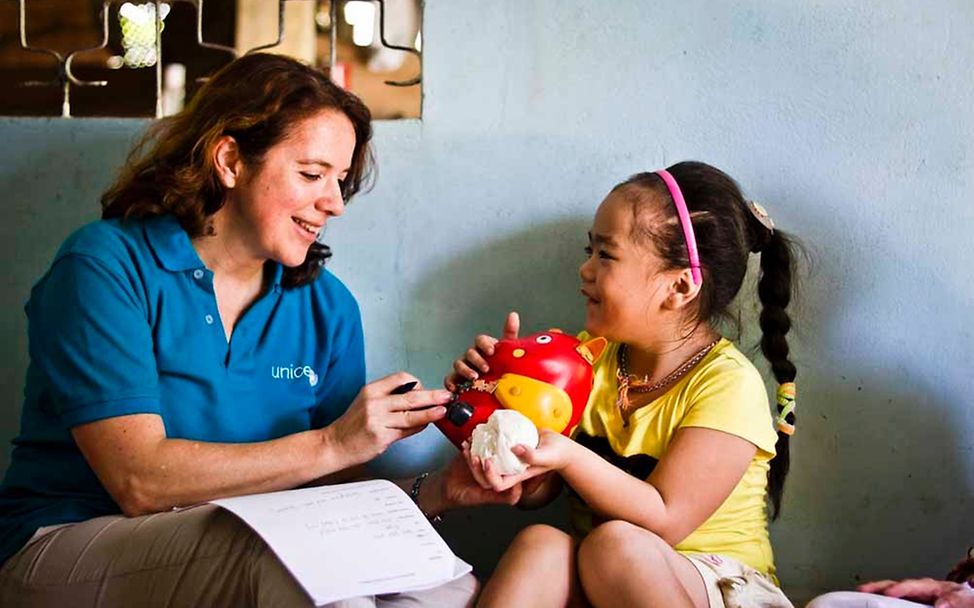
[465,429,573,493]
[326,373,452,464]
[443,312,520,391]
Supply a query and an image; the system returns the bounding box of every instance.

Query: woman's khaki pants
[0,505,477,608]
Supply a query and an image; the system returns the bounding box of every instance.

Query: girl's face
[227,109,355,268]
[579,192,673,343]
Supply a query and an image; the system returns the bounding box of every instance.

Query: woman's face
[228,109,356,268]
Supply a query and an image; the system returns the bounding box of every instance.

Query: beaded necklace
[616,338,721,415]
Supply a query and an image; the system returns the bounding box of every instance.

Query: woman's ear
[212,135,242,189]
[662,268,703,311]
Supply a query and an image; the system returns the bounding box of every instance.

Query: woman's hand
[441,453,524,509]
[444,312,520,391]
[859,579,974,608]
[325,372,453,466]
[463,429,574,493]
[412,454,525,519]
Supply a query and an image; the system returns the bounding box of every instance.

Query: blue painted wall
[2,1,972,601]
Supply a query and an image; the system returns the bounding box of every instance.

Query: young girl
[449,161,800,608]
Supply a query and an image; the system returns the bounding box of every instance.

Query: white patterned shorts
[684,553,795,608]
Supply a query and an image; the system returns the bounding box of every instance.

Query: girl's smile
[579,193,669,343]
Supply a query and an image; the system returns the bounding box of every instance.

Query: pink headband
[655,169,702,285]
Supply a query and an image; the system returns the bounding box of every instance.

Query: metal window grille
[7,0,421,118]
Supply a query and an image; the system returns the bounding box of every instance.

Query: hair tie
[747,200,775,253]
[774,382,796,435]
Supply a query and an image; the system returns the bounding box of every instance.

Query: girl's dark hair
[101,53,375,289]
[614,161,798,520]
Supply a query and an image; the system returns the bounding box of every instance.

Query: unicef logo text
[271,364,319,387]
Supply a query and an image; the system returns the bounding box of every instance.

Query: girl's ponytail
[755,227,798,520]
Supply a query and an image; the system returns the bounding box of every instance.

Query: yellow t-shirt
[569,333,780,577]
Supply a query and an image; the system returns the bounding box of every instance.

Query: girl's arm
[490,427,756,545]
[562,427,756,544]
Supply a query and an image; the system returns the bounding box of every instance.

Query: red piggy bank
[437,330,607,448]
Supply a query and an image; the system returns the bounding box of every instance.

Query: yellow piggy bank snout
[494,373,573,432]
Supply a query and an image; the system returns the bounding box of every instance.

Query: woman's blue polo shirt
[0,215,366,564]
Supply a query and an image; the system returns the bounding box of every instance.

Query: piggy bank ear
[577,336,608,365]
[547,328,564,334]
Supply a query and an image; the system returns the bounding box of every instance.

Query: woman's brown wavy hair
[101,53,374,288]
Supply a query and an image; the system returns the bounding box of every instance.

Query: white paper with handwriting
[211,479,471,606]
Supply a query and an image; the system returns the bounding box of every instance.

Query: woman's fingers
[388,406,447,430]
[387,389,451,429]
[356,384,453,431]
[389,389,453,412]
[364,372,419,398]
[498,483,522,506]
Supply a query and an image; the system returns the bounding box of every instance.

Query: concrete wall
[2,1,972,601]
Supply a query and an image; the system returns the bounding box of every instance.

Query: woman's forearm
[74,415,360,516]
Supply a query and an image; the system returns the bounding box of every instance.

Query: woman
[0,53,514,607]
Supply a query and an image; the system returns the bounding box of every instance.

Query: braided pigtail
[755,227,799,520]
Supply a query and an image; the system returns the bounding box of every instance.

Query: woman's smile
[292,216,322,243]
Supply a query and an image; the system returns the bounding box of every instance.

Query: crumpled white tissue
[470,409,540,475]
